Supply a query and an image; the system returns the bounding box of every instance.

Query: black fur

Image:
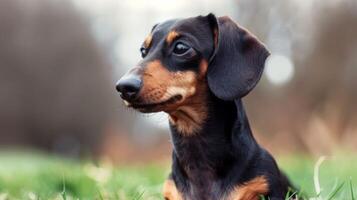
[117,13,294,200]
[207,14,270,100]
[169,97,292,199]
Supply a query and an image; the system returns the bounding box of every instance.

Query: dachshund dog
[116,14,293,200]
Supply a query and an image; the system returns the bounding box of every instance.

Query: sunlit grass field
[0,151,356,199]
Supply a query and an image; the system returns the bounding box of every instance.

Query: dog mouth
[124,95,183,113]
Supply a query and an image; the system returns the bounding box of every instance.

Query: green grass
[0,151,356,199]
[279,153,357,199]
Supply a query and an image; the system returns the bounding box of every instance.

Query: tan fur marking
[144,34,153,48]
[140,59,208,136]
[199,59,209,77]
[141,60,196,104]
[219,16,232,23]
[163,179,183,200]
[169,104,207,136]
[227,176,269,200]
[166,31,180,44]
[169,59,209,136]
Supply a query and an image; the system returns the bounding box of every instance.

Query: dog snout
[116,74,142,101]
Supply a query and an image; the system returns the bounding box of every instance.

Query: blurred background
[1,0,357,164]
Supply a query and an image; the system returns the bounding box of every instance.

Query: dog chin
[124,94,183,113]
[133,104,178,114]
[136,106,163,113]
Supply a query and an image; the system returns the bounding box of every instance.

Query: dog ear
[151,23,158,32]
[206,14,270,100]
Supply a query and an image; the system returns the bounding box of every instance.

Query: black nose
[116,76,142,101]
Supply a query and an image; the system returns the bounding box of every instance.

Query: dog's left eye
[140,47,148,58]
[173,42,191,55]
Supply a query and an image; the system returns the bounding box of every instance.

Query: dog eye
[173,42,191,55]
[140,47,148,58]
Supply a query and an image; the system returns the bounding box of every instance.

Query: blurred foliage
[240,0,357,155]
[0,0,120,156]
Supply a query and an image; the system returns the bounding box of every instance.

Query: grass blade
[285,187,298,200]
[285,189,291,199]
[297,188,305,200]
[286,191,297,200]
[314,156,326,197]
[327,181,345,200]
[61,175,66,200]
[97,188,104,200]
[132,191,145,200]
[350,178,355,200]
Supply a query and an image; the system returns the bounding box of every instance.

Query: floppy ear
[151,23,158,32]
[206,14,270,100]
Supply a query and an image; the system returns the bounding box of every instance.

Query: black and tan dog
[116,14,292,200]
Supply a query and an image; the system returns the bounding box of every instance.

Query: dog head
[116,13,269,115]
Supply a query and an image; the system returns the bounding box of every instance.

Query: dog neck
[168,93,259,183]
[167,80,209,136]
[168,102,208,136]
